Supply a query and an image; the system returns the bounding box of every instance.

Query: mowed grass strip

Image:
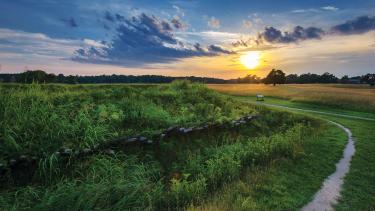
[189,120,346,210]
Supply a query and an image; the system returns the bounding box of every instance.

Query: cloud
[104,11,115,22]
[331,15,375,35]
[291,9,319,13]
[171,16,187,29]
[0,28,82,58]
[60,17,78,28]
[321,6,338,11]
[208,17,220,29]
[172,5,185,17]
[261,26,324,43]
[73,13,233,66]
[207,45,234,54]
[242,20,253,29]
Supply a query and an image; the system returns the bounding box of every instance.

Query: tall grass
[0,81,319,210]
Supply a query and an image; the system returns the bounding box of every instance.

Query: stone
[82,148,92,154]
[126,137,138,143]
[9,159,17,166]
[178,127,186,133]
[104,149,115,155]
[183,128,193,133]
[19,155,28,161]
[138,137,147,142]
[164,126,177,134]
[60,148,73,156]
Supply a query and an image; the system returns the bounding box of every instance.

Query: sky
[0,0,375,79]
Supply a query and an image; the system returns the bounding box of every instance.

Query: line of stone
[0,115,256,184]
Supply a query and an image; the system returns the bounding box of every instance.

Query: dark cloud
[262,26,324,43]
[331,15,375,35]
[61,17,78,28]
[115,13,125,22]
[171,17,186,29]
[104,11,115,22]
[73,13,232,66]
[208,45,234,54]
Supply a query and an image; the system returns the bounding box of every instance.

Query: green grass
[190,121,346,210]
[0,82,328,210]
[232,95,375,210]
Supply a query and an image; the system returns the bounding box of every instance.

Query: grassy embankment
[0,81,341,210]
[209,84,375,210]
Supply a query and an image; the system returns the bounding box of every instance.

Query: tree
[319,72,338,83]
[361,74,375,86]
[340,75,349,84]
[18,70,49,83]
[264,69,286,86]
[285,74,298,83]
[237,74,261,83]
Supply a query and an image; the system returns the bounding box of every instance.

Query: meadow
[0,81,349,210]
[208,84,375,113]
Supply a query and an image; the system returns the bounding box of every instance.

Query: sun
[240,51,261,69]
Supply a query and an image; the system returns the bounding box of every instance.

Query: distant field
[208,84,375,113]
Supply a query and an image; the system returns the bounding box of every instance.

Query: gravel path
[302,121,355,211]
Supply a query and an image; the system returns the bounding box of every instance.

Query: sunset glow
[241,51,261,69]
[0,1,374,78]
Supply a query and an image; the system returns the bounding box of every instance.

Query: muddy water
[302,121,355,211]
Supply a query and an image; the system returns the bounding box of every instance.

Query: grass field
[208,84,375,113]
[0,82,371,210]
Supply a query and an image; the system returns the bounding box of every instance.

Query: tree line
[0,69,374,85]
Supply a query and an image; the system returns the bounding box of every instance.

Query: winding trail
[239,100,374,210]
[302,121,355,211]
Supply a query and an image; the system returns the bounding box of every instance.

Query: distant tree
[340,75,349,84]
[18,70,49,83]
[285,74,298,83]
[57,74,65,83]
[319,72,338,83]
[237,74,261,83]
[361,74,375,86]
[66,75,78,84]
[264,69,286,86]
[299,73,320,83]
[46,73,57,83]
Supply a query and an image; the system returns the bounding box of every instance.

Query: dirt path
[241,101,366,210]
[302,121,355,211]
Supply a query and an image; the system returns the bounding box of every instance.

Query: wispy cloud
[242,20,253,29]
[321,6,339,11]
[207,17,220,29]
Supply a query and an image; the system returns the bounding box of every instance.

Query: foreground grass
[0,82,325,210]
[190,118,346,210]
[232,96,375,210]
[208,84,375,113]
